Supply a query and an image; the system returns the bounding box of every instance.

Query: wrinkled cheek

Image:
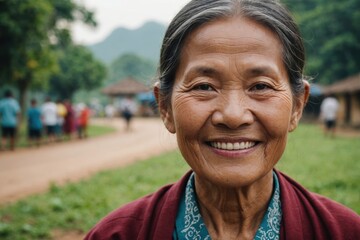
[264,135,288,169]
[172,98,196,140]
[261,104,292,167]
[175,124,204,171]
[172,99,197,133]
[172,94,211,134]
[172,97,207,169]
[261,124,291,166]
[180,140,204,170]
[261,99,293,140]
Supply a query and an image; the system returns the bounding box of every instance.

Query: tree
[283,0,360,84]
[0,0,54,109]
[49,45,106,100]
[0,0,96,111]
[107,53,157,85]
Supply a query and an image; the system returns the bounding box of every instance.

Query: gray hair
[158,0,305,105]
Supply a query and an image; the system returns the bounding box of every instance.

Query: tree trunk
[17,76,29,123]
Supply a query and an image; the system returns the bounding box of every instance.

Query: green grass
[14,123,116,148]
[86,124,116,137]
[0,124,359,239]
[277,124,360,213]
[0,151,189,239]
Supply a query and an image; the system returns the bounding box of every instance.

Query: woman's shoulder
[84,193,161,239]
[276,170,360,239]
[84,172,192,239]
[310,192,360,223]
[277,170,358,216]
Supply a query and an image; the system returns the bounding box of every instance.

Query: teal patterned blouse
[173,172,282,240]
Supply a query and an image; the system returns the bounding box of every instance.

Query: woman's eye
[251,83,271,91]
[193,84,214,91]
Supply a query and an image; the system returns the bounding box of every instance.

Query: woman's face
[158,17,307,188]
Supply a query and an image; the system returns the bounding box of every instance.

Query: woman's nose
[211,90,254,129]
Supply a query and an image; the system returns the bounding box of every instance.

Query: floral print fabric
[173,172,282,240]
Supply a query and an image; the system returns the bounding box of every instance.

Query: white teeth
[211,141,256,150]
[227,142,233,150]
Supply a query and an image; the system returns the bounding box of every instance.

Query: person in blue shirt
[0,90,21,151]
[27,99,43,147]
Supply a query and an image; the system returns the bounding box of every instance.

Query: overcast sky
[72,0,190,45]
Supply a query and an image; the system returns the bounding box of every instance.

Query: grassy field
[14,123,116,148]
[278,124,360,212]
[0,124,359,239]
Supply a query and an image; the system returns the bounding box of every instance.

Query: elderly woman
[85,0,360,239]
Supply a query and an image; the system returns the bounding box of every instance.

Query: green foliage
[0,0,97,112]
[282,0,360,84]
[107,53,157,85]
[71,53,156,105]
[49,45,106,100]
[0,0,54,84]
[73,89,109,106]
[0,124,359,239]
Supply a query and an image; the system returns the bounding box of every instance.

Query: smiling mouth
[209,141,257,150]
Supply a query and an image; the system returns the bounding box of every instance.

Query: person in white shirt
[105,104,115,120]
[320,94,339,137]
[42,97,58,143]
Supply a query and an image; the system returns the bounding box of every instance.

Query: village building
[101,77,156,116]
[323,74,360,127]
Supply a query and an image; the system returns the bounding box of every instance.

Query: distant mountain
[88,21,166,64]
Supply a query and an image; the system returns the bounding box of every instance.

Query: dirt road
[0,118,177,205]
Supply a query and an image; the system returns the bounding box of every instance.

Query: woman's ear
[154,82,176,134]
[289,80,310,132]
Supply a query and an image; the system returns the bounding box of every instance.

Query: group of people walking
[0,90,91,151]
[27,97,90,147]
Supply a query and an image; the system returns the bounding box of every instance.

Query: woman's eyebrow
[244,66,279,79]
[184,66,220,80]
[184,65,280,81]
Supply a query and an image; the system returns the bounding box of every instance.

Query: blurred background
[0,0,359,239]
[0,0,359,125]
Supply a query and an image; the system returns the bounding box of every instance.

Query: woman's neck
[194,172,274,240]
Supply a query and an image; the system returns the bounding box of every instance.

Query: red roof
[324,74,360,94]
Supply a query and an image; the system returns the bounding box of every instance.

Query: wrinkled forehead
[176,17,285,77]
[183,16,282,54]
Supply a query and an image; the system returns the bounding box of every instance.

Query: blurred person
[56,99,67,141]
[119,96,137,131]
[105,103,116,120]
[0,90,20,151]
[77,103,91,139]
[320,93,339,137]
[63,100,75,140]
[74,103,82,137]
[85,1,360,239]
[27,99,42,147]
[41,97,57,143]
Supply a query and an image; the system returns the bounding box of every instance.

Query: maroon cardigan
[85,170,360,239]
